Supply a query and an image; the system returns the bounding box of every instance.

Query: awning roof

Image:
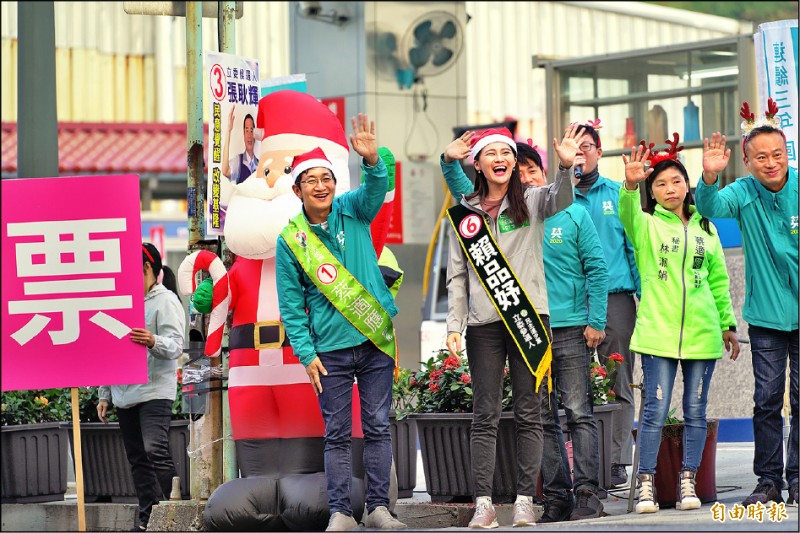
[1,122,209,176]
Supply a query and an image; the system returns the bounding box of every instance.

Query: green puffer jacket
[618,185,736,359]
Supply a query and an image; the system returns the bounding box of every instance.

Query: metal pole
[17,1,58,179]
[218,0,238,484]
[186,1,222,500]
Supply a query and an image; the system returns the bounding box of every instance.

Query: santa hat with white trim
[291,147,334,182]
[470,127,517,159]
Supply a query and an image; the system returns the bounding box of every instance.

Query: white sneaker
[676,470,701,510]
[512,496,536,527]
[326,512,358,531]
[363,506,407,529]
[635,473,660,514]
[469,498,499,529]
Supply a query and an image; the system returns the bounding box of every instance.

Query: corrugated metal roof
[1,122,209,176]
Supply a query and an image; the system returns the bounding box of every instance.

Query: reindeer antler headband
[740,98,782,137]
[640,132,684,166]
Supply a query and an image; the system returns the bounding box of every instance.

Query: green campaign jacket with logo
[575,176,641,297]
[543,204,608,330]
[619,185,736,360]
[275,158,397,367]
[695,167,798,331]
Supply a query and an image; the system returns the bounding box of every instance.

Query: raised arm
[617,145,653,246]
[347,113,387,222]
[695,132,740,218]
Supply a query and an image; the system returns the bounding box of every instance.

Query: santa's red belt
[229,321,292,350]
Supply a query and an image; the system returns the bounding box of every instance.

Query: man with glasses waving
[276,114,406,531]
[571,120,641,491]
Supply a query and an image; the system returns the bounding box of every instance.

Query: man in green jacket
[695,119,798,507]
[275,114,406,531]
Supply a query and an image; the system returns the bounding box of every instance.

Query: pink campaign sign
[1,175,147,391]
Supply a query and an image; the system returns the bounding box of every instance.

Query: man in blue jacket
[276,114,407,531]
[695,122,798,507]
[571,123,641,489]
[517,142,609,521]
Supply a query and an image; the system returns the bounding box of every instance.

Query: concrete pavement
[2,442,797,531]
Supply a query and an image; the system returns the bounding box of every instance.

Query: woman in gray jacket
[98,243,185,532]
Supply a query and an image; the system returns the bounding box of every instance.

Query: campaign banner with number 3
[206,51,260,236]
[1,175,146,391]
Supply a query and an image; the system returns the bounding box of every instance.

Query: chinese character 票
[7,219,132,346]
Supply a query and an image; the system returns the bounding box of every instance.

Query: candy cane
[178,250,230,357]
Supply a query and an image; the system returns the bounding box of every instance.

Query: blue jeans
[466,319,545,497]
[317,341,395,516]
[750,325,799,487]
[541,326,600,499]
[637,355,716,474]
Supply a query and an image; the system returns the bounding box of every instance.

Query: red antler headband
[740,97,782,137]
[640,132,684,166]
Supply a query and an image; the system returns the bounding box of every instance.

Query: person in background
[571,120,640,489]
[516,141,608,522]
[695,99,798,507]
[441,125,582,528]
[222,106,259,184]
[98,243,186,532]
[619,137,739,513]
[276,114,407,531]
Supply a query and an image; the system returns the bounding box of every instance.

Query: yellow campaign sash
[448,203,552,392]
[281,213,399,370]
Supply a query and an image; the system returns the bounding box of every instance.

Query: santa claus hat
[291,147,334,182]
[470,127,517,159]
[257,90,349,153]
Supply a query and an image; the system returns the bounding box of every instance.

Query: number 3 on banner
[459,214,482,239]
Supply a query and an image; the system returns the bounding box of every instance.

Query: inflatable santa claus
[179,90,399,530]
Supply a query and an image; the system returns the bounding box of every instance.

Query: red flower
[430,369,443,382]
[176,368,183,384]
[429,382,440,392]
[409,377,417,388]
[609,352,624,363]
[593,366,607,378]
[504,367,509,376]
[608,390,616,398]
[460,372,471,385]
[443,356,461,370]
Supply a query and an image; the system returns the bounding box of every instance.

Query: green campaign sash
[281,213,398,366]
[447,203,552,391]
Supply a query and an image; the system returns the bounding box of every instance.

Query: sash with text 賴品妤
[281,213,398,370]
[447,202,552,391]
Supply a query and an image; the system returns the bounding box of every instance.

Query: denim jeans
[466,318,546,498]
[541,326,600,498]
[597,293,637,465]
[117,399,177,528]
[317,340,394,516]
[749,325,799,487]
[637,355,716,474]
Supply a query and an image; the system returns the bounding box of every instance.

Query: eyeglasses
[579,143,597,152]
[300,176,335,187]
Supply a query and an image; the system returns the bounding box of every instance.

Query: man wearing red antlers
[620,134,739,514]
[696,98,798,508]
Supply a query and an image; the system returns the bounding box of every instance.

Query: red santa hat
[291,147,334,182]
[470,127,517,159]
[257,90,349,153]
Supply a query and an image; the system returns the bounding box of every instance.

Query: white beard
[224,175,301,259]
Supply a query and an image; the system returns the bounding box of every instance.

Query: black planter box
[412,411,518,503]
[63,420,190,502]
[389,411,418,498]
[1,422,69,503]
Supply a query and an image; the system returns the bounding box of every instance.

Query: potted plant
[650,408,719,507]
[406,349,517,503]
[1,388,72,503]
[68,370,191,502]
[390,367,418,499]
